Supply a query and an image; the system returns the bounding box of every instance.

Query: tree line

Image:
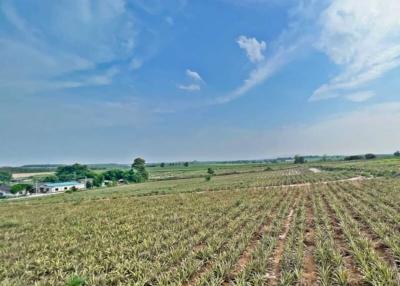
[0,158,149,194]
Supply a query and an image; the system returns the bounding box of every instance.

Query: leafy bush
[0,171,11,183]
[344,155,363,161]
[10,184,33,194]
[294,155,305,164]
[66,275,86,286]
[365,153,376,160]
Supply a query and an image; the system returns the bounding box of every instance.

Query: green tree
[10,184,32,194]
[103,169,125,181]
[132,157,149,182]
[394,151,400,157]
[42,175,58,182]
[365,153,376,160]
[92,174,104,187]
[0,171,12,183]
[184,162,189,167]
[207,168,215,175]
[123,169,137,183]
[56,164,92,181]
[160,162,165,167]
[344,155,363,161]
[294,155,305,164]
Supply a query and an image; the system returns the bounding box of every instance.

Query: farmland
[1,159,400,285]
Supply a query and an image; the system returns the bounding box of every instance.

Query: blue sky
[1,0,400,165]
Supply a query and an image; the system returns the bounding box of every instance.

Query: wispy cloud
[178,69,205,92]
[186,69,204,82]
[0,0,136,95]
[178,84,201,91]
[237,35,266,63]
[215,47,294,104]
[344,91,375,102]
[213,1,317,105]
[310,0,400,101]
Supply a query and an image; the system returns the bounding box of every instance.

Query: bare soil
[301,191,317,285]
[267,207,295,285]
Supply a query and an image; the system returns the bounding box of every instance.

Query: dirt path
[221,222,268,285]
[309,168,321,173]
[221,198,286,285]
[192,176,370,197]
[301,190,317,285]
[334,189,399,270]
[320,191,365,285]
[4,176,370,203]
[266,207,295,285]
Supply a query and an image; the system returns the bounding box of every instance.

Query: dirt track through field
[267,204,296,285]
[301,190,317,285]
[221,192,288,285]
[182,202,271,286]
[192,176,370,196]
[332,186,399,270]
[320,190,365,285]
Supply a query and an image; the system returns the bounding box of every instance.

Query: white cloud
[186,69,203,82]
[178,69,204,92]
[215,44,300,104]
[237,35,266,63]
[178,84,201,91]
[0,0,135,95]
[344,91,375,102]
[311,0,400,101]
[215,0,317,105]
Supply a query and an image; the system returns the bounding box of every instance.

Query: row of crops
[2,167,358,205]
[1,173,399,285]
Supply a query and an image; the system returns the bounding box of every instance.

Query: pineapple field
[1,161,399,285]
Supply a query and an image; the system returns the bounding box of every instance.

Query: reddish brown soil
[336,191,398,269]
[266,207,295,285]
[301,191,318,285]
[182,260,213,286]
[222,199,286,285]
[320,191,365,285]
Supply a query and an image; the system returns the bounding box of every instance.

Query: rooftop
[42,181,81,187]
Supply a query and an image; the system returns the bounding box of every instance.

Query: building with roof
[38,181,85,193]
[0,185,11,197]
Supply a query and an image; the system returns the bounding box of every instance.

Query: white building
[38,181,85,193]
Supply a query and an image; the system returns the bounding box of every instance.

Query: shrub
[0,171,12,183]
[10,184,32,194]
[365,153,376,160]
[66,275,86,286]
[294,155,305,164]
[344,155,363,161]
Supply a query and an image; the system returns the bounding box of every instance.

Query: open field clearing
[1,162,400,285]
[11,172,55,179]
[3,167,359,205]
